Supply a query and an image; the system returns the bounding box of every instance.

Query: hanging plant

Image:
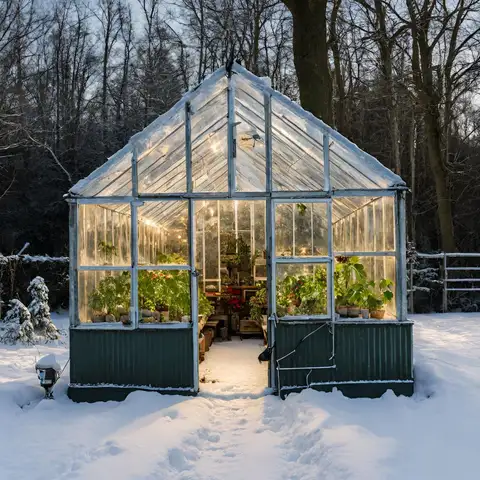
[296,203,307,216]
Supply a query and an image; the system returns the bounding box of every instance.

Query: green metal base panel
[69,327,194,398]
[280,381,414,399]
[68,386,196,403]
[275,321,413,398]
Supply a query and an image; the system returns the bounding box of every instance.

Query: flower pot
[105,313,116,323]
[337,306,348,317]
[92,314,106,323]
[347,306,361,317]
[120,314,131,325]
[370,309,385,319]
[361,308,370,319]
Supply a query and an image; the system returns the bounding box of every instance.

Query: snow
[0,254,69,263]
[1,313,480,479]
[35,354,61,372]
[199,337,269,397]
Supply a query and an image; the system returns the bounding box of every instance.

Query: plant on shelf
[249,282,267,327]
[364,279,394,319]
[338,275,394,319]
[296,268,328,315]
[277,274,304,315]
[275,269,328,317]
[98,241,118,264]
[88,272,130,322]
[88,251,213,324]
[221,234,253,277]
[296,203,307,216]
[334,256,366,317]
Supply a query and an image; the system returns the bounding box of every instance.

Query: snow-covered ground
[199,337,269,397]
[1,313,480,479]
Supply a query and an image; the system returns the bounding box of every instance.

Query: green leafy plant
[296,203,307,216]
[98,241,118,262]
[275,268,328,316]
[88,252,213,322]
[249,282,267,325]
[296,268,328,314]
[365,278,394,311]
[88,272,130,317]
[221,254,241,268]
[334,256,366,306]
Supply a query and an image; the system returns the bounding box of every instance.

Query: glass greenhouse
[66,64,413,402]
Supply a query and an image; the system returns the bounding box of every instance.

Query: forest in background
[0,0,480,256]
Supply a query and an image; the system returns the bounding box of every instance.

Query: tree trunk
[423,107,456,252]
[283,0,332,124]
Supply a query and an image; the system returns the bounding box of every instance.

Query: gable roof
[69,63,404,199]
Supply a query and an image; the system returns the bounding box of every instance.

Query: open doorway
[195,200,269,394]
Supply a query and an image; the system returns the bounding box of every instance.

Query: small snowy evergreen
[27,277,59,340]
[1,299,35,344]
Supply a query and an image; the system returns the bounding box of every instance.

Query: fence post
[443,253,448,313]
[409,261,414,314]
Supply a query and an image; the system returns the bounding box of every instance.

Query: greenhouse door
[268,198,334,391]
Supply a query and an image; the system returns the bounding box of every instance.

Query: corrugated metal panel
[274,321,413,391]
[335,323,413,382]
[70,328,194,389]
[275,322,334,388]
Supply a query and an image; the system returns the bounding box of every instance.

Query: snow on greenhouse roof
[69,63,404,200]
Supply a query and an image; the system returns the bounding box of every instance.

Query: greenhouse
[66,63,413,402]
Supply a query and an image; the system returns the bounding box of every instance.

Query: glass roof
[69,63,405,223]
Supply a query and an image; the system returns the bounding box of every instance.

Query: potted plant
[98,241,118,265]
[366,279,394,319]
[88,273,130,322]
[334,256,366,318]
[296,268,328,316]
[222,254,241,278]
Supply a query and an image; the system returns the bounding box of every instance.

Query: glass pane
[138,108,186,194]
[78,204,131,266]
[195,201,220,291]
[235,76,266,191]
[329,140,390,190]
[276,263,328,316]
[78,149,133,197]
[78,270,131,324]
[334,255,396,318]
[195,200,266,292]
[272,98,324,191]
[191,80,228,192]
[333,197,395,253]
[137,201,188,265]
[383,197,395,251]
[138,270,191,323]
[275,203,328,257]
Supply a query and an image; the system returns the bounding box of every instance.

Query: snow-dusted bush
[27,277,59,340]
[1,299,35,344]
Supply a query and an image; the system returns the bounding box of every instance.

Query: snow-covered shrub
[27,277,59,340]
[1,299,35,344]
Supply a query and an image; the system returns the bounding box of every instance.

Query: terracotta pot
[287,304,296,315]
[347,306,361,317]
[337,306,348,317]
[370,309,385,320]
